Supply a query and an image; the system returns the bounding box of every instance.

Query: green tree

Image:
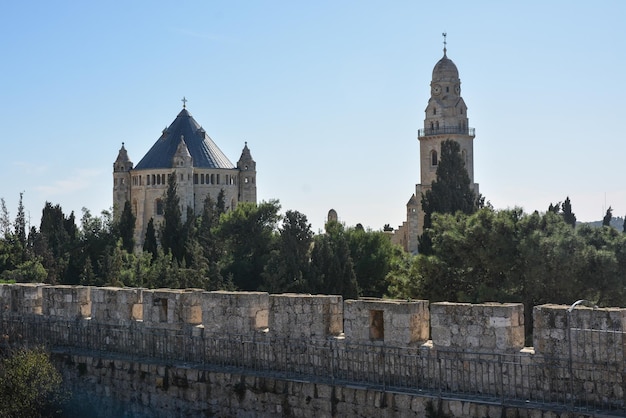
[346,226,401,297]
[0,198,10,239]
[14,192,27,263]
[262,210,313,293]
[37,202,78,284]
[603,206,613,227]
[309,221,359,299]
[143,218,158,260]
[160,173,185,263]
[0,347,66,417]
[217,200,281,290]
[117,200,136,253]
[561,196,576,227]
[419,139,478,254]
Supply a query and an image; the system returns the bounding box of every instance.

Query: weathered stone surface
[269,293,343,339]
[343,298,429,346]
[431,302,525,353]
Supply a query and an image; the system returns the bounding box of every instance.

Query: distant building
[113,104,256,248]
[393,42,479,253]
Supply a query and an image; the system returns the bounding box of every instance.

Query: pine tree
[561,196,576,228]
[419,139,478,253]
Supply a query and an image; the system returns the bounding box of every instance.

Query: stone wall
[268,294,343,339]
[2,284,626,415]
[533,304,626,361]
[343,298,429,346]
[430,302,525,353]
[202,291,269,335]
[54,351,602,418]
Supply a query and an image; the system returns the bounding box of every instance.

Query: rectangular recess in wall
[154,298,168,322]
[369,310,384,341]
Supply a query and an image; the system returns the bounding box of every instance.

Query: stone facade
[113,106,257,249]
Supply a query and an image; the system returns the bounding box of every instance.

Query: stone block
[431,302,524,353]
[343,298,429,346]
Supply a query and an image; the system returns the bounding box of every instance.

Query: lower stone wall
[53,352,599,418]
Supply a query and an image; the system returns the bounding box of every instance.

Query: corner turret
[113,143,133,219]
[237,142,257,203]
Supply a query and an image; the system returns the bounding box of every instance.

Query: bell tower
[402,35,479,253]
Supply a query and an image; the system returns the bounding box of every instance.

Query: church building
[394,39,479,253]
[113,102,256,247]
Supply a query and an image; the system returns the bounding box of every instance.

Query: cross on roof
[181,96,188,108]
[442,32,447,55]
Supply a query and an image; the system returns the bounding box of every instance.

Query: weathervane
[181,96,188,109]
[442,32,447,55]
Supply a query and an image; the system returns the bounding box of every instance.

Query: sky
[1,1,626,234]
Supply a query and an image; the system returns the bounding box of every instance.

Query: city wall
[0,283,624,417]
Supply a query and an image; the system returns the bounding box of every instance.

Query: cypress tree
[161,173,185,262]
[419,139,478,253]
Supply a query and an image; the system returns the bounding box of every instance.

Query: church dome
[432,53,459,82]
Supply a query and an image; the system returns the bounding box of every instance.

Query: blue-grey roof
[135,108,235,170]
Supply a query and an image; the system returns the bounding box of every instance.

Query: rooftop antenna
[442,32,447,55]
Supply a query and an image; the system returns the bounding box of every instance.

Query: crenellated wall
[1,283,625,416]
[430,302,525,353]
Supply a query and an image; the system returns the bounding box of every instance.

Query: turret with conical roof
[113,143,133,219]
[237,142,257,203]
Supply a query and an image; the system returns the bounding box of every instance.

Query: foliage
[160,173,185,263]
[0,347,67,417]
[346,226,402,297]
[309,221,359,299]
[603,206,613,227]
[262,210,313,293]
[143,218,158,260]
[420,139,478,254]
[217,200,281,290]
[562,196,576,227]
[117,200,136,253]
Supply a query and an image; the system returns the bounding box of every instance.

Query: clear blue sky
[2,1,625,233]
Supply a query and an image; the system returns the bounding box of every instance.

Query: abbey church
[393,42,479,253]
[113,104,256,247]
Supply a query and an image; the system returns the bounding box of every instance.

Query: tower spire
[442,32,447,56]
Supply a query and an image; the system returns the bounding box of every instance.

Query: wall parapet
[2,284,626,413]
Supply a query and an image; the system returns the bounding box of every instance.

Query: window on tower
[156,199,164,216]
[431,150,438,167]
[433,108,437,115]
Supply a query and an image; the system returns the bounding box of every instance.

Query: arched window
[210,174,215,184]
[132,199,137,215]
[431,150,438,166]
[155,199,164,216]
[435,121,439,130]
[433,107,437,115]
[462,149,467,166]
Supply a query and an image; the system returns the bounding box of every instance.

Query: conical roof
[135,108,234,170]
